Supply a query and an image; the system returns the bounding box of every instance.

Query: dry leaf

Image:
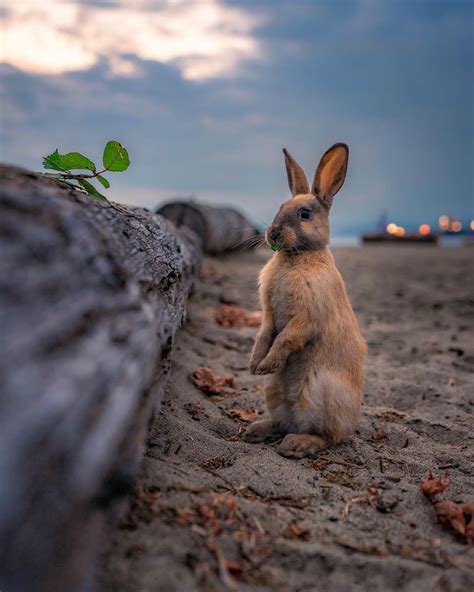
[215,305,262,328]
[420,471,473,545]
[420,471,450,497]
[183,401,204,420]
[226,408,258,422]
[245,310,263,327]
[198,505,221,534]
[191,367,237,396]
[225,561,243,579]
[434,500,466,537]
[461,503,474,545]
[174,506,196,526]
[461,503,474,518]
[465,522,474,545]
[447,376,456,386]
[283,522,311,540]
[212,494,237,517]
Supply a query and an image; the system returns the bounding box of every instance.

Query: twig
[321,452,363,469]
[252,516,265,535]
[342,492,378,518]
[438,462,459,470]
[201,466,240,495]
[41,168,108,181]
[207,538,237,591]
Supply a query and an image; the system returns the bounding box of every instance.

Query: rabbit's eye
[299,208,312,220]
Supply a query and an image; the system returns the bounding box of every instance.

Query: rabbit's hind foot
[278,433,327,458]
[243,419,279,443]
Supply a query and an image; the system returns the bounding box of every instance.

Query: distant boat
[361,212,474,244]
[362,213,438,244]
[361,232,438,244]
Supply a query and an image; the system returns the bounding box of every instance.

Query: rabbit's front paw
[249,353,263,375]
[254,355,284,375]
[249,336,272,374]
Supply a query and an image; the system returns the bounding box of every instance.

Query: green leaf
[42,149,96,172]
[78,179,107,201]
[102,140,130,172]
[43,149,65,171]
[57,151,96,172]
[97,175,110,189]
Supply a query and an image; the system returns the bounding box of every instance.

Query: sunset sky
[0,0,472,235]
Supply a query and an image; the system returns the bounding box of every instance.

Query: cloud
[0,0,264,81]
[1,0,471,232]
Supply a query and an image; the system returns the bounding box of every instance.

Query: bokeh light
[418,224,431,236]
[439,215,449,230]
[394,226,405,237]
[386,223,398,235]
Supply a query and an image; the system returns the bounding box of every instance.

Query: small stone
[376,491,399,513]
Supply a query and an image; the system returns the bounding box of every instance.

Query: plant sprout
[41,140,130,200]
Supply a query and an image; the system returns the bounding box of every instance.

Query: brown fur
[244,144,367,458]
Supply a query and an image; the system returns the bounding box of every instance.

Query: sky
[0,0,472,235]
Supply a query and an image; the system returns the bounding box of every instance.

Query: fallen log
[158,200,258,253]
[0,165,200,592]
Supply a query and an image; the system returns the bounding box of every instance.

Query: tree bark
[0,165,200,592]
[158,200,258,253]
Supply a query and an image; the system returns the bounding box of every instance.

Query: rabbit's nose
[268,227,281,242]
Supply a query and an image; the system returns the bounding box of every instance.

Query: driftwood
[158,200,258,253]
[0,165,200,592]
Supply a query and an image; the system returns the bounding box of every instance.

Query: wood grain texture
[0,165,200,592]
[158,201,258,253]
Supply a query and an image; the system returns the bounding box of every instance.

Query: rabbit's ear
[283,148,310,197]
[311,143,349,205]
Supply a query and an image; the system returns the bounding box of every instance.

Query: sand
[98,245,474,592]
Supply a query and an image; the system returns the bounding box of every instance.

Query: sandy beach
[98,245,474,592]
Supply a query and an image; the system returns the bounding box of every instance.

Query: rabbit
[244,143,367,458]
